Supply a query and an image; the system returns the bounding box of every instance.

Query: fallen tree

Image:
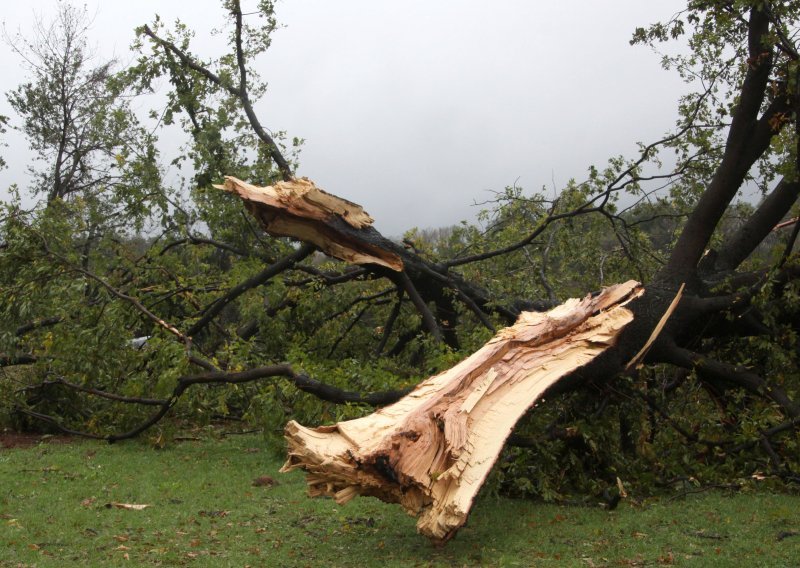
[3,0,799,544]
[215,165,796,541]
[213,178,654,540]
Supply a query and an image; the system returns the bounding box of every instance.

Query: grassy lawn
[1,430,799,567]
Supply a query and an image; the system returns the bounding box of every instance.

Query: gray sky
[1,1,689,235]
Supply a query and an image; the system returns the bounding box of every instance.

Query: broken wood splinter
[280,280,644,543]
[215,176,403,271]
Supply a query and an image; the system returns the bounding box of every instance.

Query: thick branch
[217,176,518,330]
[176,364,411,406]
[398,271,443,344]
[21,363,412,443]
[140,17,292,180]
[375,291,404,355]
[664,7,777,278]
[0,354,37,367]
[230,1,293,180]
[715,179,800,271]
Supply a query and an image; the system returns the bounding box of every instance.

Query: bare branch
[398,271,443,343]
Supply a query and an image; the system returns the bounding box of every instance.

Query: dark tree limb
[0,354,38,367]
[664,7,782,279]
[18,362,412,442]
[230,1,293,180]
[375,291,404,356]
[415,263,500,330]
[778,216,800,267]
[663,344,800,418]
[397,271,443,344]
[141,3,293,181]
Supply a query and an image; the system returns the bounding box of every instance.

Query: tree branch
[19,363,413,443]
[375,291,404,356]
[664,7,779,279]
[397,271,443,343]
[230,1,293,180]
[159,235,249,258]
[140,10,293,181]
[186,243,315,337]
[715,179,800,271]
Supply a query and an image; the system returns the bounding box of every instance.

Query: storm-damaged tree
[2,0,799,543]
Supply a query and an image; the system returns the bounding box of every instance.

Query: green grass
[1,431,799,567]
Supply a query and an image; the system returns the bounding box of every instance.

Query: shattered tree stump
[281,281,643,542]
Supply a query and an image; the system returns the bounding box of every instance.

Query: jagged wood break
[215,176,403,271]
[281,281,643,543]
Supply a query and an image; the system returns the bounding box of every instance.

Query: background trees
[1,0,799,500]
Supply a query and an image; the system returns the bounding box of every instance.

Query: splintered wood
[281,281,644,543]
[215,176,403,271]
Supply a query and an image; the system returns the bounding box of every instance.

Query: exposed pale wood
[215,176,403,271]
[625,282,684,371]
[281,281,644,542]
[774,217,799,230]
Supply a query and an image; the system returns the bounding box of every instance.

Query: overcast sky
[0,0,690,235]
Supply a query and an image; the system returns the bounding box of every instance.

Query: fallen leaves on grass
[105,502,150,510]
[252,475,277,487]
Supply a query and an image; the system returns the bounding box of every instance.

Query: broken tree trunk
[281,280,644,543]
[215,176,404,271]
